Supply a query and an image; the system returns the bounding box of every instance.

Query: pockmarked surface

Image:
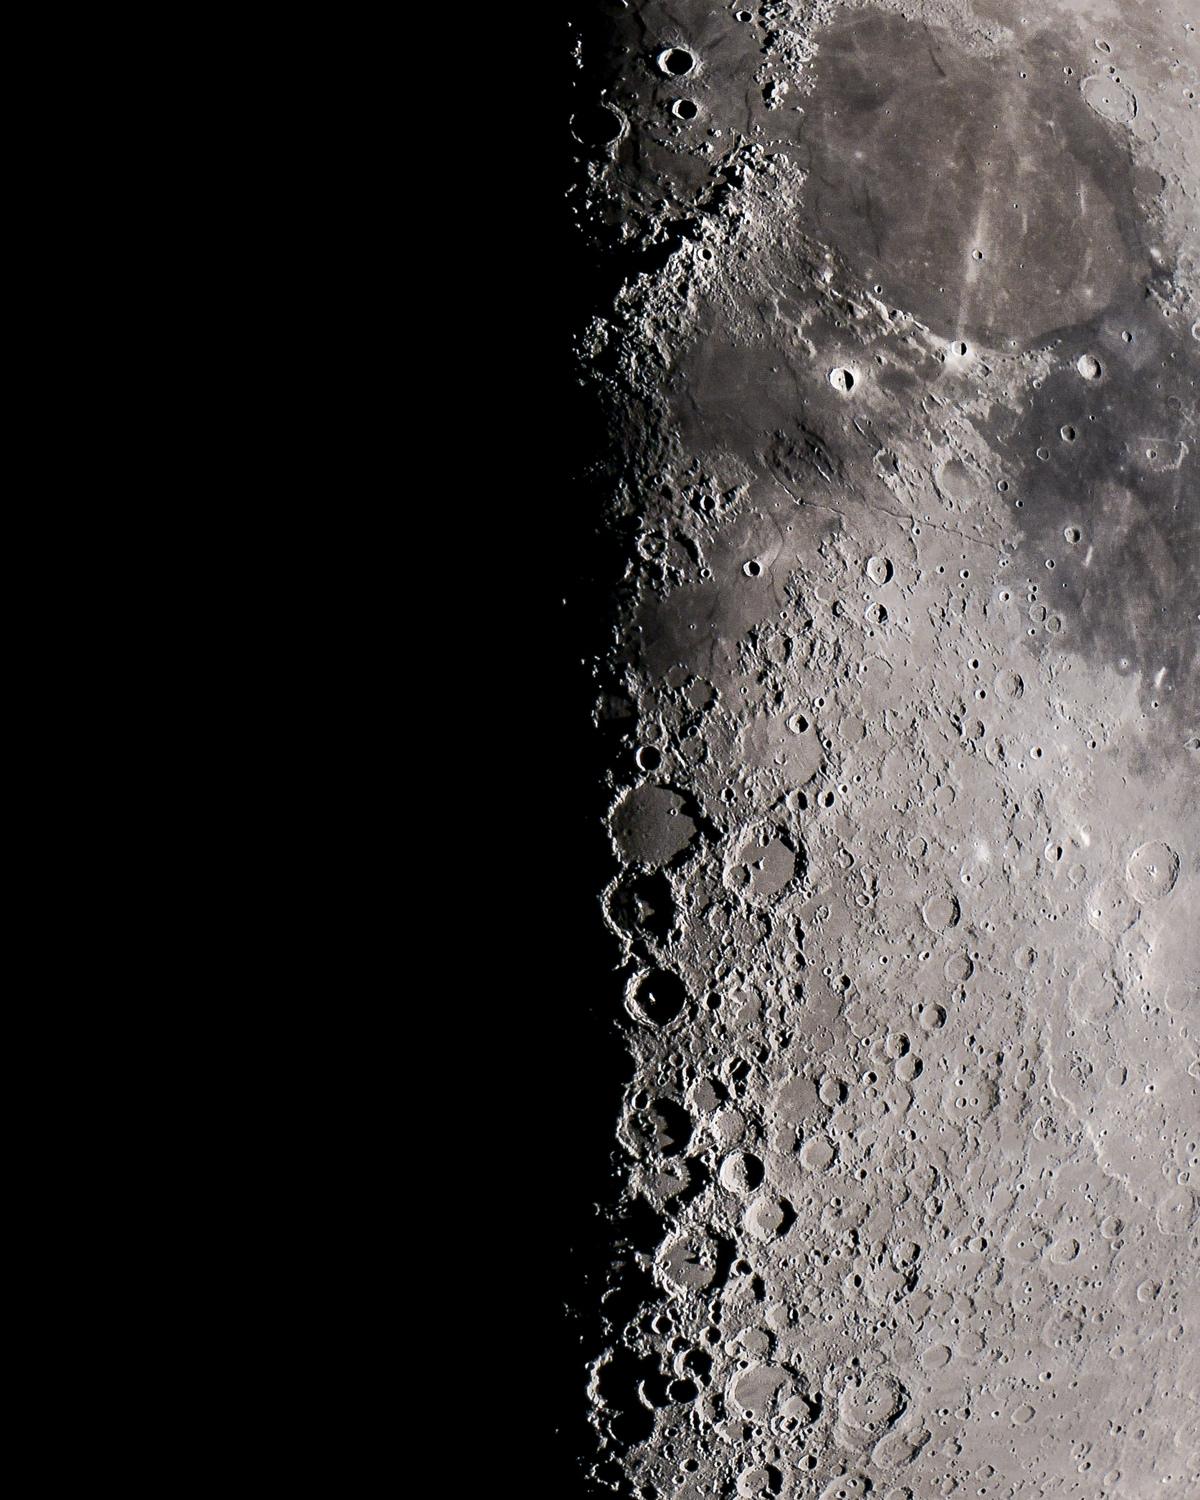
[568,3,1198,1495]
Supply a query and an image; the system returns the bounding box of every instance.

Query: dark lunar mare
[795,8,1198,726]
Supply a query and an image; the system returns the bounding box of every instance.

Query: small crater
[629,968,689,1027]
[658,47,696,76]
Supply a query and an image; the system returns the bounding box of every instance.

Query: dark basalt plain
[560,3,1198,1496]
[796,10,1145,347]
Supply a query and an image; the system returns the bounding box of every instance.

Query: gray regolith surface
[567,4,1199,1495]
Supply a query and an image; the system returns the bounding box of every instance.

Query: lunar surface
[561,3,1198,1496]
